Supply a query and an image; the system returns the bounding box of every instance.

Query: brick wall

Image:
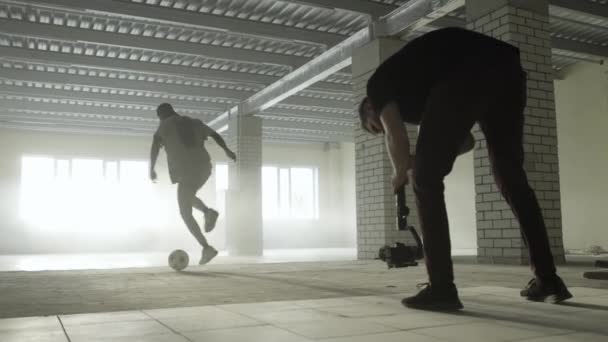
[467,1,565,264]
[225,114,263,255]
[353,39,419,260]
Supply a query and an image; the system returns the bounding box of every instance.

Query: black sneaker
[204,209,219,233]
[199,246,218,265]
[402,283,464,311]
[520,275,573,303]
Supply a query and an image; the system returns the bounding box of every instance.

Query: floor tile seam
[216,303,317,319]
[160,321,268,335]
[56,316,72,342]
[270,321,400,341]
[141,310,194,342]
[366,317,481,334]
[158,306,285,332]
[142,304,259,320]
[58,316,153,327]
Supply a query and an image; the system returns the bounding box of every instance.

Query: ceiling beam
[261,117,354,134]
[284,0,396,18]
[0,118,353,142]
[280,96,354,110]
[0,110,156,129]
[552,37,608,59]
[0,98,215,119]
[377,0,465,37]
[209,0,463,129]
[549,0,608,21]
[0,68,353,110]
[263,107,355,124]
[13,0,344,47]
[0,120,155,137]
[263,127,353,142]
[0,85,229,113]
[0,19,310,68]
[0,68,247,101]
[0,46,352,93]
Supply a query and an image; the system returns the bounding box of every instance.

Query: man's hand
[391,155,415,193]
[392,168,409,193]
[225,149,237,162]
[150,169,158,182]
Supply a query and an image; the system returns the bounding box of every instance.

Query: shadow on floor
[182,270,376,297]
[558,301,608,312]
[452,304,608,335]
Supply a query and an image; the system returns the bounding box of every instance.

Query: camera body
[377,187,424,269]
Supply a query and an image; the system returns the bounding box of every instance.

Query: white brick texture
[467,0,565,265]
[353,39,420,260]
[225,115,263,256]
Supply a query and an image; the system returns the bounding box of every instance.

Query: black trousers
[413,60,557,286]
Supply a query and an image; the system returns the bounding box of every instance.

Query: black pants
[413,61,557,286]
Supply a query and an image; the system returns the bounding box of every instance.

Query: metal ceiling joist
[0,110,156,128]
[260,117,354,134]
[0,68,247,101]
[209,0,464,129]
[0,19,310,68]
[0,85,229,112]
[0,98,214,119]
[552,37,608,59]
[375,0,465,37]
[281,96,353,110]
[0,68,353,110]
[0,46,275,84]
[12,0,344,47]
[0,47,352,93]
[549,0,608,22]
[284,0,396,18]
[262,127,353,142]
[0,119,352,141]
[0,119,154,136]
[263,108,354,124]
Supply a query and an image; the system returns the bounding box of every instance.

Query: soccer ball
[168,249,189,271]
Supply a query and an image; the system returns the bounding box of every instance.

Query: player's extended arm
[149,134,161,181]
[210,131,236,161]
[380,102,412,190]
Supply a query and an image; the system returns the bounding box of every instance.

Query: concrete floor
[1,259,607,341]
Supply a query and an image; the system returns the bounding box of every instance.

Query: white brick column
[467,0,566,264]
[353,38,420,260]
[224,115,263,256]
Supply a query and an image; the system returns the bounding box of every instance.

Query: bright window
[19,155,156,230]
[213,164,319,220]
[262,166,319,219]
[215,163,229,218]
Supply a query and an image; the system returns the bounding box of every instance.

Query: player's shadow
[180,270,373,297]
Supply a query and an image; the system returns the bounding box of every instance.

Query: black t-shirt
[366,27,520,124]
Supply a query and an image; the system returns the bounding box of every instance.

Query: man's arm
[149,133,162,181]
[379,102,412,191]
[208,129,236,161]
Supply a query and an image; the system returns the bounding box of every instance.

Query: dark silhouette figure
[359,27,571,311]
[150,103,236,265]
